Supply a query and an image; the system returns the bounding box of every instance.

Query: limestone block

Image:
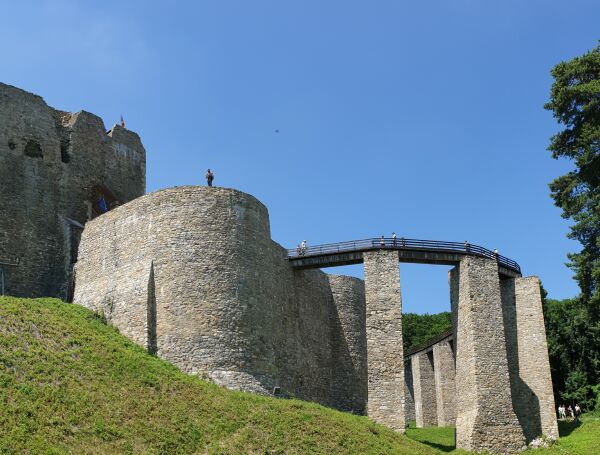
[363,250,405,432]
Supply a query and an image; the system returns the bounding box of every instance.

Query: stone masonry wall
[74,186,366,409]
[363,250,405,432]
[450,257,525,453]
[328,275,367,414]
[0,83,145,299]
[404,361,416,423]
[412,351,438,427]
[501,276,559,441]
[433,340,456,426]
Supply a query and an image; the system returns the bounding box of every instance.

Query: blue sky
[2,1,598,313]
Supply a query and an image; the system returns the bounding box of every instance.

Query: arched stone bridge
[287,237,521,277]
[287,237,557,451]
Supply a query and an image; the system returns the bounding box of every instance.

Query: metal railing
[287,237,521,274]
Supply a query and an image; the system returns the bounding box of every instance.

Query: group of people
[558,403,581,420]
[297,240,308,256]
[379,232,403,247]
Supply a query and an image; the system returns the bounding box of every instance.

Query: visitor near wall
[206,169,214,187]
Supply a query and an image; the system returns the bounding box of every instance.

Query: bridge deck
[287,237,521,277]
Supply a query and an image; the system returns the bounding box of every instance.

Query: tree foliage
[544,43,600,410]
[402,312,452,353]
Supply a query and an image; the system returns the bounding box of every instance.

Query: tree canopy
[544,43,600,410]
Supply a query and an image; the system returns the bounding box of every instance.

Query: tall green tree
[544,43,600,408]
[545,43,600,313]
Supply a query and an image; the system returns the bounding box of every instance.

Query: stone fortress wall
[2,84,559,453]
[0,83,145,299]
[74,186,368,410]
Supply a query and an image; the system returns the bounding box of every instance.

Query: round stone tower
[74,185,337,398]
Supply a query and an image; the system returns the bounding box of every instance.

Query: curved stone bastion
[74,185,558,453]
[74,186,367,412]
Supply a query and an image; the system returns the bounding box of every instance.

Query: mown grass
[0,297,439,454]
[405,417,600,454]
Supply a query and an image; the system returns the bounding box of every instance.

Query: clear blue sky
[2,1,598,313]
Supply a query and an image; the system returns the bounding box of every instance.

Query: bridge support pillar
[450,256,525,453]
[404,361,416,423]
[433,340,456,427]
[500,276,559,442]
[412,351,437,427]
[363,250,405,432]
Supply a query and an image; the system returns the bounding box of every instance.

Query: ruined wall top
[0,82,146,298]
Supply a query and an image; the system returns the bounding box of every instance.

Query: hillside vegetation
[0,297,438,454]
[402,312,452,352]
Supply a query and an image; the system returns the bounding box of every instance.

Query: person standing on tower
[206,169,214,187]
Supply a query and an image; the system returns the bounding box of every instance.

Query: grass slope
[0,297,438,455]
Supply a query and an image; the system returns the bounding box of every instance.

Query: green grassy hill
[2,297,598,454]
[0,297,437,454]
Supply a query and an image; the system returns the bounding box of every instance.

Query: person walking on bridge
[392,232,397,247]
[206,169,214,187]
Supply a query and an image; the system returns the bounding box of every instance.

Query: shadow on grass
[405,424,456,453]
[415,441,455,452]
[558,418,581,437]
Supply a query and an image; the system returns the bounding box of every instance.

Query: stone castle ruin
[1,85,558,454]
[0,83,145,298]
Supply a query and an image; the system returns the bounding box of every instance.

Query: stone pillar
[501,276,559,442]
[404,360,416,423]
[433,340,456,426]
[450,256,525,453]
[412,351,438,427]
[363,250,405,432]
[328,275,367,414]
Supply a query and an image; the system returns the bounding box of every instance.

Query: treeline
[402,312,451,353]
[543,43,600,413]
[543,293,600,412]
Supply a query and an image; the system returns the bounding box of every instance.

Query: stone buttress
[450,256,525,453]
[501,276,559,442]
[363,250,405,432]
[433,340,456,426]
[412,350,437,427]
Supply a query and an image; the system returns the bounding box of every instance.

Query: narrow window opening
[147,262,158,355]
[24,139,43,158]
[60,141,70,163]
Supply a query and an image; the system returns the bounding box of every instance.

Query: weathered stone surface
[450,257,525,453]
[412,351,438,427]
[329,275,367,414]
[363,250,405,432]
[404,360,416,423]
[501,276,559,442]
[74,186,368,409]
[0,83,145,299]
[433,340,456,426]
